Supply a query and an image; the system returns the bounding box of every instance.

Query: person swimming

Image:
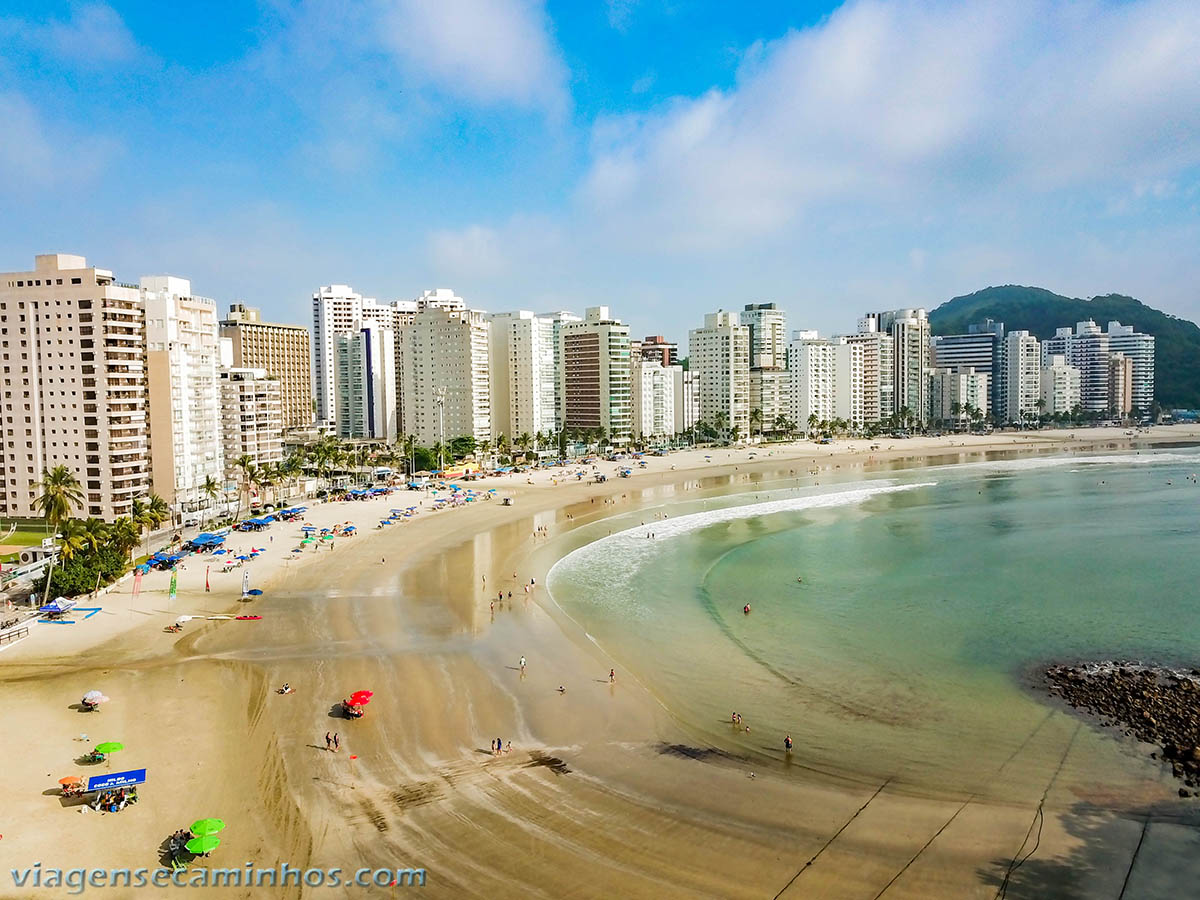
[743,604,751,614]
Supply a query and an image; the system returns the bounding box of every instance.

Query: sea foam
[548,480,937,595]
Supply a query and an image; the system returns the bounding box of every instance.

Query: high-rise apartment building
[741,303,788,369]
[929,367,990,427]
[334,322,397,441]
[0,254,150,521]
[1108,353,1133,416]
[787,331,863,430]
[400,305,490,446]
[639,335,679,368]
[931,328,1001,416]
[674,368,698,438]
[1104,322,1154,413]
[749,368,791,436]
[631,361,678,439]
[842,330,893,424]
[559,307,632,441]
[690,311,750,438]
[488,311,557,443]
[1040,355,1081,416]
[143,275,224,520]
[861,309,930,425]
[1044,321,1110,413]
[220,303,313,429]
[1002,331,1041,424]
[539,310,583,431]
[219,361,284,479]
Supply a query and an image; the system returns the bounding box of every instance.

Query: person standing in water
[784,734,793,752]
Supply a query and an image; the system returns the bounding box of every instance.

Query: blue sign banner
[87,769,146,792]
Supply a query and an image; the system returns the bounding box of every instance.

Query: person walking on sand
[609,668,615,683]
[520,656,526,673]
[325,732,332,751]
[495,736,502,756]
[333,733,340,752]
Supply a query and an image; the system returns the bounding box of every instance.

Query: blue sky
[1,0,1198,339]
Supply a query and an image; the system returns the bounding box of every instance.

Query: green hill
[929,285,1200,409]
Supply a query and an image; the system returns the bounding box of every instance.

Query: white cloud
[579,0,1200,250]
[0,2,141,65]
[0,91,120,188]
[376,0,568,112]
[429,225,509,279]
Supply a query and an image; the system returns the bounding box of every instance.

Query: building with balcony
[690,310,750,438]
[559,306,632,441]
[220,303,313,429]
[0,254,150,520]
[220,362,284,479]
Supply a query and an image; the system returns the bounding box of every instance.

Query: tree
[713,411,729,443]
[57,518,89,561]
[233,454,255,519]
[806,413,819,437]
[110,517,140,560]
[750,407,763,443]
[449,435,477,460]
[35,465,84,531]
[202,474,221,516]
[142,494,169,556]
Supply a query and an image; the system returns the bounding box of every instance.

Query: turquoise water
[546,450,1200,804]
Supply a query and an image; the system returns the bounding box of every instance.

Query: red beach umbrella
[349,690,373,705]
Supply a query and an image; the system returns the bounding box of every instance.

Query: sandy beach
[3,425,1200,899]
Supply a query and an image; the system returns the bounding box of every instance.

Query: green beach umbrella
[320,534,334,541]
[94,742,124,754]
[185,836,220,854]
[190,818,226,837]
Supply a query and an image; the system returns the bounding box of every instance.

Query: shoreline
[4,425,1200,898]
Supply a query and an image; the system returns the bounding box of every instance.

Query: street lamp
[434,386,446,471]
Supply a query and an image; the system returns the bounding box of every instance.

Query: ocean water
[546,449,1200,804]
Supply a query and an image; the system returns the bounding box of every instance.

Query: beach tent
[40,597,77,615]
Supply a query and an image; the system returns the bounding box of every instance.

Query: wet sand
[3,426,1200,898]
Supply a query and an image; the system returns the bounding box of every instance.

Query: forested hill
[929,285,1200,408]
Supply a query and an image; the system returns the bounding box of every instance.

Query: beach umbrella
[82,690,108,704]
[236,555,250,561]
[185,836,221,854]
[349,690,373,705]
[247,589,263,596]
[95,741,123,754]
[321,534,334,540]
[58,776,82,785]
[190,818,226,836]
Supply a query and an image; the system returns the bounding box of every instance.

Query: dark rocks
[1045,662,1200,793]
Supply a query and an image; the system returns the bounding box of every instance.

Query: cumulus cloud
[579,0,1200,250]
[0,2,141,64]
[376,0,568,112]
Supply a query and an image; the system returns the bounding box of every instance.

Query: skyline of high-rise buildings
[0,250,1163,524]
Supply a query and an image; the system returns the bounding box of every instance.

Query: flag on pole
[132,569,143,597]
[168,570,178,603]
[205,565,210,592]
[241,569,250,598]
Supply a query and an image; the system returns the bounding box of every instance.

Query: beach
[3,425,1200,899]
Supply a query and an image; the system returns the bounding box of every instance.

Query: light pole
[434,387,446,471]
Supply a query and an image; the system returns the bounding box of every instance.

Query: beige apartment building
[220,303,313,429]
[220,366,284,478]
[0,254,149,521]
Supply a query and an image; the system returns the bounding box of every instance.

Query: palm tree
[110,516,140,560]
[56,518,89,561]
[517,432,532,457]
[35,465,84,532]
[202,474,221,517]
[750,407,763,443]
[806,413,819,437]
[713,411,729,443]
[233,454,255,519]
[80,517,110,555]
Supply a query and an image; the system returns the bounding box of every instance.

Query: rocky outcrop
[1045,662,1200,796]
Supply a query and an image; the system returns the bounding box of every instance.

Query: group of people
[91,786,137,813]
[0,616,21,630]
[490,738,511,755]
[324,732,341,752]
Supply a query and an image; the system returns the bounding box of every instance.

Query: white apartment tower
[787,331,863,431]
[845,325,895,424]
[219,355,284,480]
[0,254,150,521]
[312,284,365,425]
[334,322,397,442]
[1105,322,1154,413]
[488,311,557,444]
[749,368,791,437]
[1040,355,1081,416]
[741,303,788,369]
[143,275,224,519]
[401,305,490,446]
[1003,331,1042,424]
[631,361,678,440]
[559,306,632,441]
[690,310,750,438]
[929,367,990,427]
[1044,321,1110,413]
[861,309,930,426]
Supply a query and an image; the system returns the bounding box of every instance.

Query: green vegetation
[930,285,1200,408]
